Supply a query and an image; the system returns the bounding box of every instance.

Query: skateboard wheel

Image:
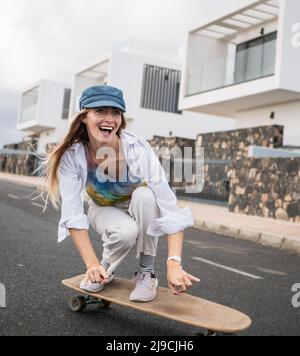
[101,299,112,308]
[69,296,87,312]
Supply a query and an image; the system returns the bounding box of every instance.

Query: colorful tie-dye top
[84,145,147,207]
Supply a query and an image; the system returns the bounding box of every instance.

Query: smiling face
[83,107,123,148]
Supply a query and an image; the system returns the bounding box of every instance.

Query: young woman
[42,85,200,302]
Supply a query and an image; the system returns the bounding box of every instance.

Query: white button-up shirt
[58,129,194,243]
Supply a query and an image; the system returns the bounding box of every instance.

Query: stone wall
[148,126,299,223]
[196,125,284,160]
[148,135,196,158]
[0,139,39,176]
[229,157,300,223]
[191,125,285,204]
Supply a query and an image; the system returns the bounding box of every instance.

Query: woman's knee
[106,222,138,249]
[122,224,139,248]
[132,186,156,206]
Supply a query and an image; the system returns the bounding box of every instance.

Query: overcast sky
[0,0,251,147]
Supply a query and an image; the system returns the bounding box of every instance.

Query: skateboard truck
[69,295,111,312]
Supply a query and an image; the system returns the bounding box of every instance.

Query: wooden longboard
[62,275,251,335]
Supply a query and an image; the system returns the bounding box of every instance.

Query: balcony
[71,59,110,115]
[17,80,66,133]
[187,36,276,96]
[18,112,55,133]
[177,0,300,117]
[20,104,38,124]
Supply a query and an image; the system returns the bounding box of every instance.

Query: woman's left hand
[167,261,200,296]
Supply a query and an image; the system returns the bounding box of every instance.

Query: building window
[234,31,277,84]
[62,88,71,119]
[141,64,182,114]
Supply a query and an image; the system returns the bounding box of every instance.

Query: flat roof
[191,0,279,41]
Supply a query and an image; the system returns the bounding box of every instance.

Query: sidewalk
[178,199,300,255]
[0,172,44,188]
[1,172,299,255]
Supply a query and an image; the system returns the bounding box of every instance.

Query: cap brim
[83,100,126,112]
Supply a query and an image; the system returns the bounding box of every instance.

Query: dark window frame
[141,64,182,115]
[234,31,277,84]
[61,88,72,119]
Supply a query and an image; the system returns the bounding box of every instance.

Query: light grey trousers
[87,186,160,276]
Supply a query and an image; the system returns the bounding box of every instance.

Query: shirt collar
[120,129,139,144]
[72,129,140,169]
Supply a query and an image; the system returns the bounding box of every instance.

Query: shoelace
[134,272,156,291]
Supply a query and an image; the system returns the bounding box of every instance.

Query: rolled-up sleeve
[58,151,89,243]
[142,141,194,237]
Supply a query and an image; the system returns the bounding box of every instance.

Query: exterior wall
[278,0,300,93]
[37,119,70,153]
[36,79,71,153]
[18,80,70,131]
[37,80,69,128]
[228,157,300,223]
[17,80,71,153]
[69,54,111,117]
[236,100,300,147]
[106,49,235,140]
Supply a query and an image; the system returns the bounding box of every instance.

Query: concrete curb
[194,218,300,256]
[0,175,44,189]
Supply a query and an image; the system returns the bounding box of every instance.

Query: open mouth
[98,126,114,137]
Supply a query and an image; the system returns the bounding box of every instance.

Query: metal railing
[176,159,232,204]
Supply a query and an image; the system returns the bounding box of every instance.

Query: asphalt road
[0,180,299,336]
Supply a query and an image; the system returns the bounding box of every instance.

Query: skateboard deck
[62,275,251,335]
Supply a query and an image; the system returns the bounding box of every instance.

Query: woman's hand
[83,264,109,285]
[167,261,200,296]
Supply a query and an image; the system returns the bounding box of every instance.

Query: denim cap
[79,85,126,112]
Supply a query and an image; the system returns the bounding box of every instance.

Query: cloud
[0,0,251,90]
[0,90,25,148]
[0,0,250,147]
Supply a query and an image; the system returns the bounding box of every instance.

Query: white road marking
[8,194,20,200]
[192,256,263,280]
[31,202,44,209]
[253,267,288,276]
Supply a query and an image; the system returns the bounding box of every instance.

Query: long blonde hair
[39,108,127,209]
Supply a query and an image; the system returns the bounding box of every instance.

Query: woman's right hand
[83,264,109,285]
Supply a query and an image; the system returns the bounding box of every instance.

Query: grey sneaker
[80,273,114,293]
[129,271,158,302]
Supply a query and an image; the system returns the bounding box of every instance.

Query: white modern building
[17,79,71,153]
[179,0,300,147]
[69,40,235,141]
